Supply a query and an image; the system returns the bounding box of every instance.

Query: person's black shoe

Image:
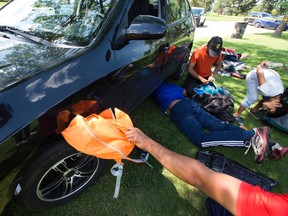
[249,109,262,120]
[235,116,244,125]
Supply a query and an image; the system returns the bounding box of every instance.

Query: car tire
[200,19,206,26]
[196,19,200,27]
[14,139,106,211]
[254,22,261,28]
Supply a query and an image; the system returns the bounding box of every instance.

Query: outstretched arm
[126,127,242,215]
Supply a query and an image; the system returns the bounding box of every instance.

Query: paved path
[194,21,273,39]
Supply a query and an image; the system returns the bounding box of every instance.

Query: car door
[160,0,195,78]
[264,19,276,29]
[96,0,168,113]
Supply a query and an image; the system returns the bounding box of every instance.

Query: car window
[192,8,202,16]
[248,12,271,18]
[262,13,271,18]
[166,0,190,24]
[0,0,117,46]
[128,0,159,24]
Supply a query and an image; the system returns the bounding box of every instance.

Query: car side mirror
[126,15,167,40]
[113,15,167,50]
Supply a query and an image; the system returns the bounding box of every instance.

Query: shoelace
[244,141,252,154]
[244,129,263,155]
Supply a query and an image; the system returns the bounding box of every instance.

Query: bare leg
[234,105,246,117]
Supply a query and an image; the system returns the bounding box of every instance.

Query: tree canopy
[189,0,287,16]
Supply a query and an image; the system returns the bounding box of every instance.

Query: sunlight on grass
[206,13,246,22]
[240,33,288,51]
[161,169,207,215]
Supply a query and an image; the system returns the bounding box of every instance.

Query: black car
[192,7,206,26]
[0,0,195,214]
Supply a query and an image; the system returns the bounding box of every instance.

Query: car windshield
[0,0,116,46]
[192,8,202,16]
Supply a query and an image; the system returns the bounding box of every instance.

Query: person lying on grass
[152,82,288,163]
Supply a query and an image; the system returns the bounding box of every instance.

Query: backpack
[192,83,235,123]
[262,113,288,133]
[61,107,151,198]
[196,149,277,191]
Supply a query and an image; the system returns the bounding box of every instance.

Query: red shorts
[236,182,288,216]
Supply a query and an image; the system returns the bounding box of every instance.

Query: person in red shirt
[126,127,288,216]
[183,36,223,96]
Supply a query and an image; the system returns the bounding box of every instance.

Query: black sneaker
[249,109,262,120]
[235,116,244,125]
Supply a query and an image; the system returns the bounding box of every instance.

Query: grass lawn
[206,13,247,22]
[0,2,6,7]
[13,33,288,215]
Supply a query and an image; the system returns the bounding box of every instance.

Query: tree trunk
[273,11,288,37]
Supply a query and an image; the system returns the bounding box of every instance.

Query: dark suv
[0,0,195,214]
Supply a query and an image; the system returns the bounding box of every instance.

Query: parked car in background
[192,7,206,26]
[0,0,195,215]
[244,11,272,24]
[253,18,288,30]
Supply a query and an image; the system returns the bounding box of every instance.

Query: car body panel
[252,18,288,30]
[0,0,195,214]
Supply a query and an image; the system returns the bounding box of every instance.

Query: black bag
[196,149,277,191]
[192,83,235,123]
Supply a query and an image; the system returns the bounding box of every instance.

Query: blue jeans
[206,198,233,216]
[170,99,254,148]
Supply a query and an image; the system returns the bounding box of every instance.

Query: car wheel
[200,19,206,26]
[196,19,200,27]
[254,22,261,28]
[14,139,106,211]
[169,51,190,80]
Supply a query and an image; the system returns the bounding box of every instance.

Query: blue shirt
[153,83,186,113]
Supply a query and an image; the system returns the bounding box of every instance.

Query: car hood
[0,38,80,92]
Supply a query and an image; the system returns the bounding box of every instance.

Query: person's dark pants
[206,198,233,216]
[170,99,254,148]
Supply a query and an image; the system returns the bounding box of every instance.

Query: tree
[277,0,288,15]
[189,0,214,11]
[260,0,278,13]
[216,0,259,15]
[273,10,288,37]
[260,0,288,15]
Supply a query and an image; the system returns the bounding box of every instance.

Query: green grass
[13,33,288,216]
[0,2,6,7]
[206,13,246,22]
